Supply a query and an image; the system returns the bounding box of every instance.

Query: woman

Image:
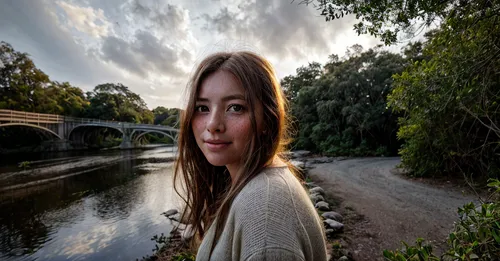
[174,51,327,261]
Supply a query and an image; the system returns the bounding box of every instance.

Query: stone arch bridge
[0,109,179,150]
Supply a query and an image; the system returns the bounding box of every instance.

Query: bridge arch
[132,130,176,143]
[68,124,124,139]
[68,124,125,147]
[0,123,62,139]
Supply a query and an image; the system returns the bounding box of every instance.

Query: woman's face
[191,70,263,174]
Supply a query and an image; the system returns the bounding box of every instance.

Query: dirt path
[308,157,479,261]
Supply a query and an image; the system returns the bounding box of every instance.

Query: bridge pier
[119,140,133,149]
[119,129,134,149]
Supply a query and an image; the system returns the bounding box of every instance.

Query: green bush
[18,161,31,170]
[388,3,500,180]
[383,238,439,261]
[444,179,500,260]
[171,252,195,261]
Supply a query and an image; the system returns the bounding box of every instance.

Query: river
[0,147,180,261]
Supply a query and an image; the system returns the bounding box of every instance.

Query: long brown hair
[173,51,294,251]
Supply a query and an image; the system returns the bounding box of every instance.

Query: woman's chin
[205,156,229,167]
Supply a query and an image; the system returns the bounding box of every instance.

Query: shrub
[383,238,439,261]
[171,252,195,261]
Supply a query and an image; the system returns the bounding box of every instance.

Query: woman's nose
[206,111,225,133]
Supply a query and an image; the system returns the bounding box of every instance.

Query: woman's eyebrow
[222,94,245,102]
[196,94,246,102]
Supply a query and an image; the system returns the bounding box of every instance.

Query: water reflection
[0,147,179,261]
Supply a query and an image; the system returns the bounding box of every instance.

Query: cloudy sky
[0,0,383,109]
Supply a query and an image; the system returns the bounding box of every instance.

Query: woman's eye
[228,104,244,112]
[195,105,209,112]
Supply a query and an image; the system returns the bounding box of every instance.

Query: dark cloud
[0,0,378,109]
[100,36,144,75]
[128,0,191,41]
[203,7,236,33]
[0,0,189,108]
[130,0,152,18]
[202,0,354,60]
[100,30,183,77]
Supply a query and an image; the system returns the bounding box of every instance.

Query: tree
[281,62,322,101]
[0,41,51,111]
[303,0,495,45]
[286,47,406,156]
[152,106,179,127]
[85,83,154,124]
[0,42,90,116]
[33,82,88,116]
[301,0,500,179]
[388,2,500,179]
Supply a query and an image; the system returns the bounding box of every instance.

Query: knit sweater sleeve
[244,247,305,261]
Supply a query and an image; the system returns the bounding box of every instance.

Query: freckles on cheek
[230,119,253,138]
[191,117,204,133]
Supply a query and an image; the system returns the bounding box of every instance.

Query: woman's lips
[205,141,231,151]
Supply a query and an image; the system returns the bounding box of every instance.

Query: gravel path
[308,157,478,261]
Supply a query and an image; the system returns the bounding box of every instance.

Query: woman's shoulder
[232,166,310,215]
[238,166,297,194]
[228,166,326,261]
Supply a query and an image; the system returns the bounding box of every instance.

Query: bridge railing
[63,117,177,130]
[0,109,177,131]
[0,109,63,124]
[64,116,122,125]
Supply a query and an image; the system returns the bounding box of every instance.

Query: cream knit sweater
[196,166,328,261]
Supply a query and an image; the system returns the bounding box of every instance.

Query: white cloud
[201,0,381,78]
[0,0,386,109]
[100,30,186,78]
[56,1,112,38]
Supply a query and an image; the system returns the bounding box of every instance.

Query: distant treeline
[0,41,179,150]
[283,45,405,158]
[0,41,178,126]
[285,26,499,180]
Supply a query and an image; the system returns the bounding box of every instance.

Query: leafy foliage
[85,83,154,124]
[152,106,180,127]
[285,46,406,156]
[383,238,439,261]
[18,161,31,170]
[151,233,169,254]
[171,252,195,261]
[303,0,489,45]
[388,1,500,179]
[1,41,51,112]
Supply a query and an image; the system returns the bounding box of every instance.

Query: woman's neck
[266,156,287,168]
